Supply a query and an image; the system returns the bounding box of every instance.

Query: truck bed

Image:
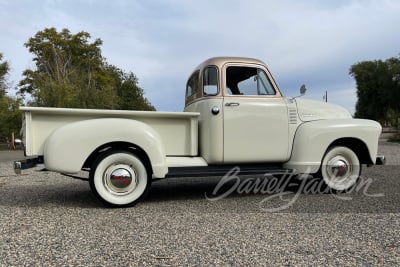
[20,107,200,157]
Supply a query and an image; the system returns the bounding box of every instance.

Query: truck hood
[295,98,352,122]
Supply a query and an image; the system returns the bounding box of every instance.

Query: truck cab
[184,57,292,164]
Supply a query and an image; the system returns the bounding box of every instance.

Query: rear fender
[43,118,167,177]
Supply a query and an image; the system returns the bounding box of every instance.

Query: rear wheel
[89,150,151,207]
[319,146,361,191]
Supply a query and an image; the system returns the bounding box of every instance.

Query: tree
[106,65,155,111]
[350,56,400,126]
[0,96,22,141]
[0,53,22,141]
[117,73,155,111]
[386,57,400,114]
[18,28,155,111]
[0,53,9,96]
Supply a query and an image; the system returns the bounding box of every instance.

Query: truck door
[223,64,289,163]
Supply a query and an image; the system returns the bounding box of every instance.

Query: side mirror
[300,84,307,96]
[291,84,307,100]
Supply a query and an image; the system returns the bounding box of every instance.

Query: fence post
[11,132,15,150]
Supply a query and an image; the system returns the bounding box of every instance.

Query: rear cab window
[203,66,219,96]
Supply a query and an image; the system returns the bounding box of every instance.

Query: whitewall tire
[320,146,361,191]
[89,151,151,207]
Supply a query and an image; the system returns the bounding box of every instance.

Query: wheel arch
[83,141,153,174]
[327,138,373,165]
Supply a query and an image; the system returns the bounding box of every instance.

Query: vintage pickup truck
[14,57,385,206]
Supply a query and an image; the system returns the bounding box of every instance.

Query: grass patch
[0,144,10,151]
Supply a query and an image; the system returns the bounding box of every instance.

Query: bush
[388,132,400,143]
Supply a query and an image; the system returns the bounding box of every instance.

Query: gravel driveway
[0,143,399,266]
[0,150,24,163]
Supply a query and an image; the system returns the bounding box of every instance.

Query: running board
[166,164,293,178]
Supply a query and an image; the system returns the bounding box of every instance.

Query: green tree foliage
[350,56,400,126]
[106,65,155,111]
[0,53,9,96]
[0,53,22,141]
[386,57,400,113]
[0,96,22,141]
[18,28,155,111]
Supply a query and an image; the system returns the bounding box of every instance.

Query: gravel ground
[0,143,399,266]
[0,150,24,163]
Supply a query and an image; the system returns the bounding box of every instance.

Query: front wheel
[319,146,361,191]
[89,150,151,207]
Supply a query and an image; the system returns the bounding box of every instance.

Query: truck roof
[194,57,267,72]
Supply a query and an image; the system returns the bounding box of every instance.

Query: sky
[1,0,400,113]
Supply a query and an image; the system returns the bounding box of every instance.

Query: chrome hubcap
[330,159,349,178]
[326,156,351,182]
[103,164,137,195]
[110,168,132,188]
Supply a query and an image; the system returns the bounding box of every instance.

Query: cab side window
[203,66,219,96]
[226,66,276,95]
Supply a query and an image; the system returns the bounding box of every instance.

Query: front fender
[43,118,167,177]
[284,119,382,174]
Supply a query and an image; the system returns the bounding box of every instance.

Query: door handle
[225,102,240,107]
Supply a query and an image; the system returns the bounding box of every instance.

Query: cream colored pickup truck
[14,57,385,206]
